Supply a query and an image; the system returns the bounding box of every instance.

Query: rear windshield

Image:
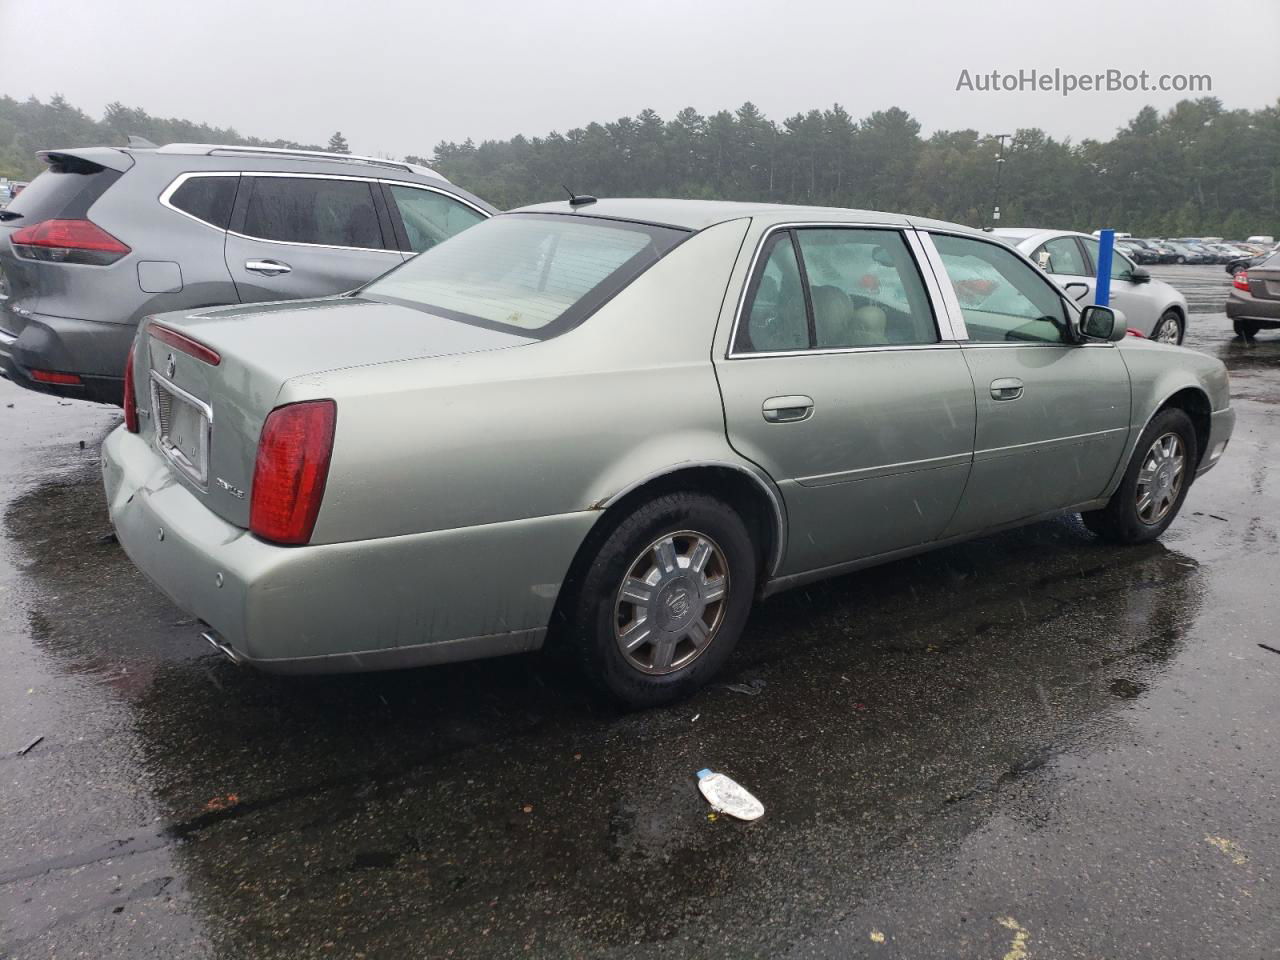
[5,160,120,222]
[360,213,689,338]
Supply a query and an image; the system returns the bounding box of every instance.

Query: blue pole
[1095,229,1115,306]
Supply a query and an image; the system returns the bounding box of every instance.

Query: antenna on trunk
[563,185,597,208]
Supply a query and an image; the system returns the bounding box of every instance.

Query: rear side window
[734,228,936,354]
[388,185,486,253]
[168,175,236,229]
[1032,236,1087,277]
[5,161,120,221]
[241,176,384,250]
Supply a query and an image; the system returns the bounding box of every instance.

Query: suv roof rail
[152,143,449,182]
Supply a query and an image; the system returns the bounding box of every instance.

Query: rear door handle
[762,395,814,423]
[245,259,292,277]
[990,377,1024,401]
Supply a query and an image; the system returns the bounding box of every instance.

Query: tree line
[3,93,1277,238]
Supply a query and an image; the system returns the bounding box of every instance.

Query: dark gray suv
[0,142,494,404]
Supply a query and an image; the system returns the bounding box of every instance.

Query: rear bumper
[0,308,133,404]
[101,425,596,673]
[1226,289,1280,327]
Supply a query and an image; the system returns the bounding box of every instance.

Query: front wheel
[1082,408,1197,544]
[561,492,757,708]
[1151,310,1184,345]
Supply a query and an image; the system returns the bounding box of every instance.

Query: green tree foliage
[0,94,325,180]
[327,131,350,154]
[2,94,1276,237]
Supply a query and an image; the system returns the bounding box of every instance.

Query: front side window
[1081,237,1136,280]
[169,175,237,229]
[361,213,687,338]
[735,232,809,353]
[794,229,936,347]
[389,185,486,253]
[241,176,384,250]
[1032,236,1087,277]
[932,233,1070,344]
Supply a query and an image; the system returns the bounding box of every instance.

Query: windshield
[361,213,689,338]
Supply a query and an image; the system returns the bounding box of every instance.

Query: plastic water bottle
[696,768,764,821]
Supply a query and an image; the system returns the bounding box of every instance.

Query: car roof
[511,197,987,236]
[991,227,1096,247]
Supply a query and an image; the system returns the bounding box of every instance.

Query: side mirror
[1130,267,1151,284]
[1079,304,1124,341]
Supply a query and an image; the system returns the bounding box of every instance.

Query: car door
[714,224,976,576]
[1078,236,1156,335]
[224,173,404,303]
[923,231,1131,534]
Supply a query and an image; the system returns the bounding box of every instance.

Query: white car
[994,229,1188,344]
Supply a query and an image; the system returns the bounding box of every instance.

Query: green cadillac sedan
[102,198,1234,706]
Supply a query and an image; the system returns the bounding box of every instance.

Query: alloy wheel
[1136,432,1186,525]
[1155,315,1182,344]
[613,530,729,675]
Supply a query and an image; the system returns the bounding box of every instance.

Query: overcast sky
[2,0,1276,156]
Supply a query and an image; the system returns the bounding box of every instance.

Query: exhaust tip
[200,625,244,666]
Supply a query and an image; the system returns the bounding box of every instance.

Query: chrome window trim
[915,229,969,340]
[725,221,946,360]
[906,229,964,340]
[158,171,490,254]
[149,370,213,489]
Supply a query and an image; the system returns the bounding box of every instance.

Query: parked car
[0,142,495,404]
[101,199,1234,706]
[1162,241,1213,265]
[994,228,1189,343]
[1227,252,1280,338]
[1141,240,1179,264]
[1116,238,1160,264]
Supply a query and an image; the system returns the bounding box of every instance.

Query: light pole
[988,133,1011,229]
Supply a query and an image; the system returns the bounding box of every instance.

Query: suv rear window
[5,159,121,222]
[241,176,384,250]
[169,175,236,228]
[361,213,688,338]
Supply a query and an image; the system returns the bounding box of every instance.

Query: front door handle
[762,395,814,423]
[990,378,1024,401]
[245,259,292,277]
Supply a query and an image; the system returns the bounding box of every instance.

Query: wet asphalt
[1,265,1276,959]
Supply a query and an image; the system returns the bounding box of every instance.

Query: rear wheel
[562,492,756,708]
[1233,319,1261,339]
[1152,310,1184,345]
[1082,408,1196,544]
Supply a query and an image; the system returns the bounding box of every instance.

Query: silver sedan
[102,199,1233,706]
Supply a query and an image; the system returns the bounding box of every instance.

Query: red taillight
[1125,328,1146,339]
[30,369,83,385]
[250,400,337,545]
[10,219,130,265]
[149,324,221,366]
[1233,271,1250,292]
[123,345,139,431]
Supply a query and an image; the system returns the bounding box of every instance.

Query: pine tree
[327,131,350,154]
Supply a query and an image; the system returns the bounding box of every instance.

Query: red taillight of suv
[1233,271,1251,292]
[10,219,131,265]
[249,400,337,545]
[123,345,139,432]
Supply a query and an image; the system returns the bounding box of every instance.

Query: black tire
[1233,319,1261,339]
[1082,408,1197,544]
[1175,255,1187,264]
[560,492,757,708]
[1152,310,1184,345]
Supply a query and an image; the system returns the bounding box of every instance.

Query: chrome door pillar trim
[913,230,969,341]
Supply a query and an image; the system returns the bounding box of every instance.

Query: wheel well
[1158,387,1210,465]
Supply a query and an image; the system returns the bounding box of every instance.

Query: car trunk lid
[138,296,535,528]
